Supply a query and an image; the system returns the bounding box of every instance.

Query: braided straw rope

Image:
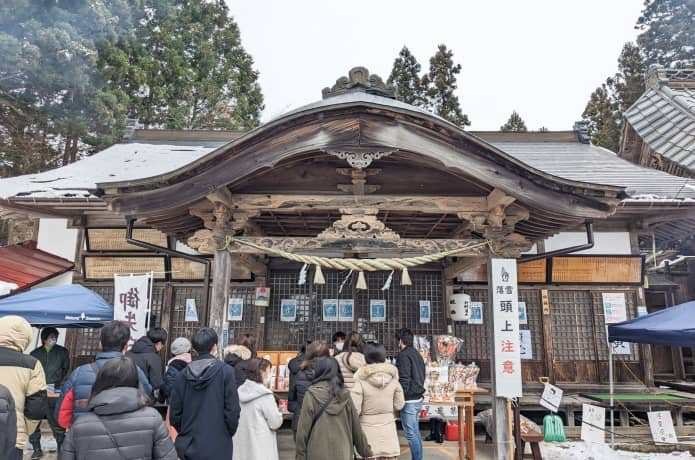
[225,237,490,271]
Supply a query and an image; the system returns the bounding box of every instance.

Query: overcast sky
[228,0,644,131]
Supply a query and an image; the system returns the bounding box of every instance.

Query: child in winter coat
[161,337,192,440]
[336,332,366,396]
[352,343,405,460]
[61,357,176,460]
[232,358,283,460]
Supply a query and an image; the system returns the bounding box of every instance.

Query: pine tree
[637,0,695,67]
[423,44,470,126]
[608,43,646,112]
[387,46,427,107]
[99,0,264,131]
[582,84,622,151]
[500,111,528,132]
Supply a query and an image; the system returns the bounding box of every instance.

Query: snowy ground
[542,442,694,460]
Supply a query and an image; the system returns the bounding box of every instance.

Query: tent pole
[609,339,615,448]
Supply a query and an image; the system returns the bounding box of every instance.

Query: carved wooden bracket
[323,147,397,169]
[336,168,381,195]
[319,208,400,240]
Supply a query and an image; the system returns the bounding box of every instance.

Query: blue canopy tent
[608,300,695,348]
[0,284,113,327]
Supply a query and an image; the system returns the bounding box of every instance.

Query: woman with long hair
[290,340,330,433]
[295,357,372,460]
[336,332,366,396]
[61,357,176,460]
[233,358,283,460]
[224,334,257,386]
[352,343,405,459]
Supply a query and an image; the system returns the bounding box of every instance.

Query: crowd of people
[0,314,428,460]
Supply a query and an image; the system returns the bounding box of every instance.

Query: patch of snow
[0,281,18,296]
[542,442,693,460]
[623,194,695,203]
[0,142,216,200]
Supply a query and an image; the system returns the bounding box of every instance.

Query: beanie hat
[171,337,191,356]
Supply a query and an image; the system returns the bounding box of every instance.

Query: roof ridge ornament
[323,146,398,169]
[322,66,396,99]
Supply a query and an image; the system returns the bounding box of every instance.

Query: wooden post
[210,249,231,344]
[540,289,555,383]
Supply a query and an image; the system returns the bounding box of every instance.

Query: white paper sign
[322,299,338,321]
[490,258,522,398]
[419,300,431,324]
[114,274,152,348]
[280,299,297,322]
[469,302,484,324]
[227,298,244,321]
[540,383,563,413]
[184,298,199,322]
[519,330,533,360]
[370,299,386,322]
[648,411,678,444]
[518,301,528,325]
[338,299,354,322]
[610,340,631,355]
[581,403,606,444]
[602,293,627,324]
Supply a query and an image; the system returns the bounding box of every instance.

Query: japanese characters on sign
[419,300,431,324]
[280,299,297,322]
[114,274,152,349]
[184,299,199,322]
[519,330,533,360]
[370,299,386,322]
[603,292,630,355]
[648,411,678,445]
[227,298,244,322]
[490,258,522,398]
[539,382,563,413]
[581,403,606,444]
[338,299,354,322]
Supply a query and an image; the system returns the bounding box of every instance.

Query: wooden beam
[487,188,516,210]
[228,194,488,214]
[443,256,486,279]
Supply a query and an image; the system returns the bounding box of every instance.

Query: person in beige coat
[352,343,405,460]
[0,316,47,460]
[336,331,366,394]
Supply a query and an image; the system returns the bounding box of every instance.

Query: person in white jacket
[232,358,283,460]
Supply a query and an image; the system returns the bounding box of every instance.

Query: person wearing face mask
[332,331,346,356]
[232,358,283,460]
[126,327,168,396]
[29,327,69,459]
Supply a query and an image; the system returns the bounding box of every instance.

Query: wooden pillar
[636,288,654,386]
[540,289,555,383]
[210,249,231,343]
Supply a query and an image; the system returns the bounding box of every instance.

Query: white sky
[228,0,644,131]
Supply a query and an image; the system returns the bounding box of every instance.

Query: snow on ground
[542,442,693,460]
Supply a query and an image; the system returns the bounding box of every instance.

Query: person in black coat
[222,334,256,386]
[0,384,17,460]
[289,340,329,433]
[169,328,240,460]
[126,328,168,394]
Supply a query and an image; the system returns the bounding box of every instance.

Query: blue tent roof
[607,300,695,348]
[0,284,113,327]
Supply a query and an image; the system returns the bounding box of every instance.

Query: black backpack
[0,384,17,460]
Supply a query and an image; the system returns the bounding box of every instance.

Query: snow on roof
[0,142,218,200]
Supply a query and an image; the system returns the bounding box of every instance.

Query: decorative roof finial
[322,67,396,99]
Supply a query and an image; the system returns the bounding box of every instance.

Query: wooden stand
[430,387,488,460]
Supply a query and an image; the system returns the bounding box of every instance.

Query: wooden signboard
[551,256,642,284]
[171,258,206,280]
[86,228,167,251]
[84,256,166,280]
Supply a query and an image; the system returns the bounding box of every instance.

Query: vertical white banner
[490,258,522,398]
[114,274,152,349]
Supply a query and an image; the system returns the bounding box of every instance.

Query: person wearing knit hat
[161,337,193,440]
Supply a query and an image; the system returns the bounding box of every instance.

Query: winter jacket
[169,354,240,460]
[126,336,165,391]
[0,384,17,459]
[223,345,252,386]
[287,353,304,415]
[0,316,47,449]
[295,381,372,460]
[61,387,177,460]
[57,351,152,428]
[396,346,426,401]
[30,344,70,388]
[232,379,283,460]
[160,358,188,403]
[289,363,315,432]
[336,351,366,392]
[352,363,405,458]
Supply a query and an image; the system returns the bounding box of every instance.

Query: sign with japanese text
[338,299,354,322]
[419,300,431,324]
[610,340,631,355]
[280,299,297,322]
[370,299,386,322]
[580,403,605,444]
[469,302,484,324]
[648,411,678,445]
[601,293,627,324]
[227,298,244,321]
[114,274,152,349]
[490,258,522,398]
[519,330,533,360]
[184,299,199,322]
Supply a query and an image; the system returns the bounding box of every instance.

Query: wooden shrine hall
[3,67,695,392]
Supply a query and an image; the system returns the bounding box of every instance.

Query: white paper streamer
[339,270,353,293]
[298,263,308,285]
[381,270,394,291]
